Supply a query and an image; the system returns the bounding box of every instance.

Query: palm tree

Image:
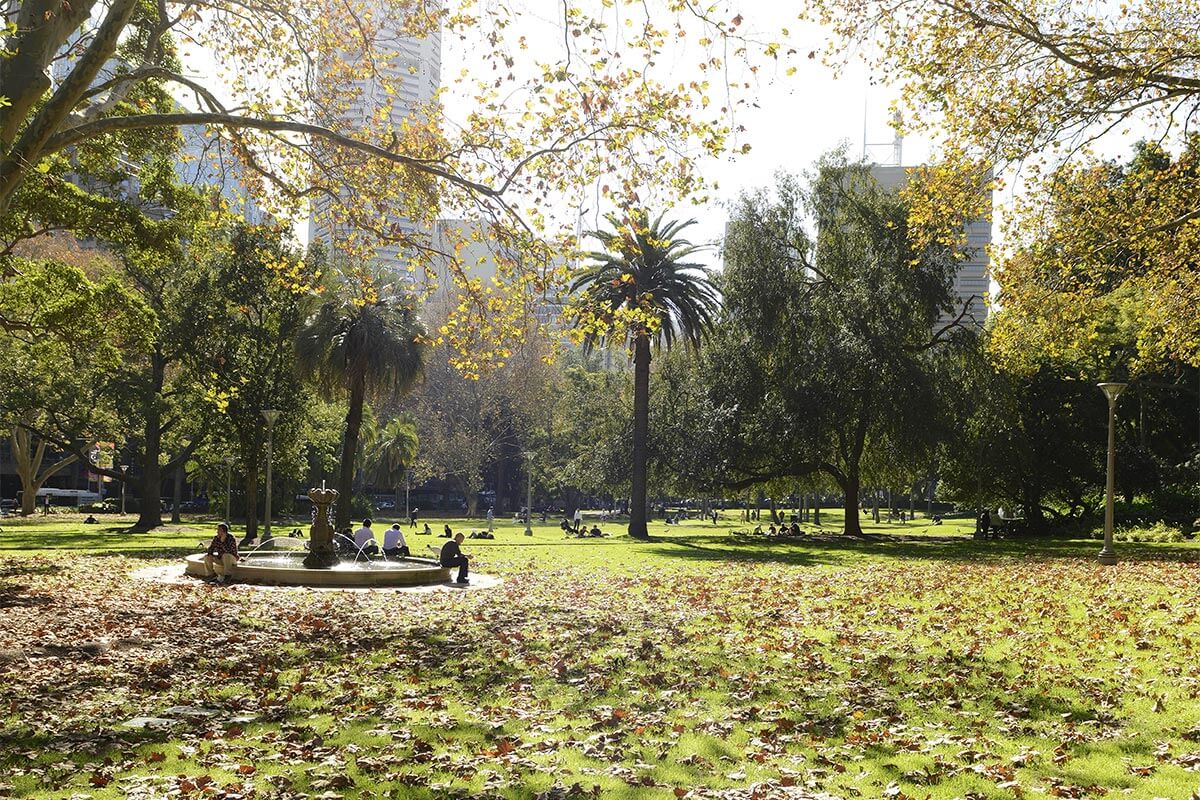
[571,211,720,539]
[369,416,420,516]
[297,276,426,530]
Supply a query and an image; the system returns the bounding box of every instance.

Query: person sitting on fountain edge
[383,523,409,558]
[353,518,380,558]
[203,523,239,584]
[440,532,471,585]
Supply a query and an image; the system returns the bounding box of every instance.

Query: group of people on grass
[201,517,474,585]
[752,521,806,537]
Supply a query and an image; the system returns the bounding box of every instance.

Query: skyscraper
[870,164,991,330]
[308,4,443,270]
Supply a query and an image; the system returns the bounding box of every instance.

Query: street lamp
[119,465,129,515]
[262,409,281,544]
[1098,383,1126,566]
[524,451,534,536]
[224,457,234,524]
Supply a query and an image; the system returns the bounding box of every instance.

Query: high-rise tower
[308,4,443,270]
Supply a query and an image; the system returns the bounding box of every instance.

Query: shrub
[1092,520,1189,543]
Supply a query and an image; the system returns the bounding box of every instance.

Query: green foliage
[1101,520,1189,544]
[710,156,973,533]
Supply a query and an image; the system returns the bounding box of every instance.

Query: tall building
[176,125,268,224]
[870,165,992,330]
[308,6,443,270]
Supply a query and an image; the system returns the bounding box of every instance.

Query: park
[4,1,1200,798]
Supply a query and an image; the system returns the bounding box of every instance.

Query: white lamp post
[524,451,534,536]
[262,409,281,543]
[1098,383,1126,566]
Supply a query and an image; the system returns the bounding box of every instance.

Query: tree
[9,427,76,516]
[570,212,720,538]
[712,158,976,535]
[806,1,1200,169]
[369,417,420,514]
[201,223,318,540]
[0,258,153,514]
[991,139,1200,375]
[0,0,761,369]
[297,273,426,530]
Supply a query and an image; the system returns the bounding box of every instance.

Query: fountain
[183,483,452,587]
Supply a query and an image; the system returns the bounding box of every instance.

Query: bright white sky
[437,3,934,268]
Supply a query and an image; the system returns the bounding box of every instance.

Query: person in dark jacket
[439,532,470,584]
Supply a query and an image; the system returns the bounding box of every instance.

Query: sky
[437,2,935,267]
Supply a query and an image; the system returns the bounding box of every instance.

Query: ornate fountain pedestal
[303,486,341,569]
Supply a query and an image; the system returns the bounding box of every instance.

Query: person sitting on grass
[789,521,802,536]
[353,518,379,558]
[422,522,432,536]
[589,524,604,537]
[442,523,453,539]
[383,523,409,558]
[203,523,240,584]
[439,532,471,585]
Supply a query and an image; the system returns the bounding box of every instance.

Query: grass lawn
[2,510,1199,799]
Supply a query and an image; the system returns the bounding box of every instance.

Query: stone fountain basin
[184,552,452,587]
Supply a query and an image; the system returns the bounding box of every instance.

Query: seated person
[203,523,240,584]
[336,527,356,555]
[422,522,432,535]
[767,524,777,536]
[439,532,471,585]
[789,522,801,536]
[83,514,98,524]
[589,524,603,537]
[353,518,379,557]
[383,523,409,558]
[560,518,573,534]
[441,523,453,538]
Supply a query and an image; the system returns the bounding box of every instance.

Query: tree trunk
[495,451,507,514]
[134,353,167,531]
[814,494,821,527]
[11,428,77,515]
[842,473,863,536]
[629,334,651,539]
[242,469,259,544]
[336,375,366,531]
[171,463,183,523]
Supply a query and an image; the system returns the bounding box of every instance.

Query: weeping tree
[570,212,721,539]
[297,275,427,530]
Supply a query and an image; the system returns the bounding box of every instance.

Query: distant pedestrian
[486,507,494,532]
[409,507,419,528]
[573,507,583,533]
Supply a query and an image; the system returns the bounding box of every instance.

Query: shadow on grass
[639,531,1200,568]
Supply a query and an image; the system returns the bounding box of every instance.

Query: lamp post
[119,465,128,515]
[262,409,281,544]
[524,451,534,536]
[224,457,233,524]
[1098,383,1126,566]
[405,468,410,521]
